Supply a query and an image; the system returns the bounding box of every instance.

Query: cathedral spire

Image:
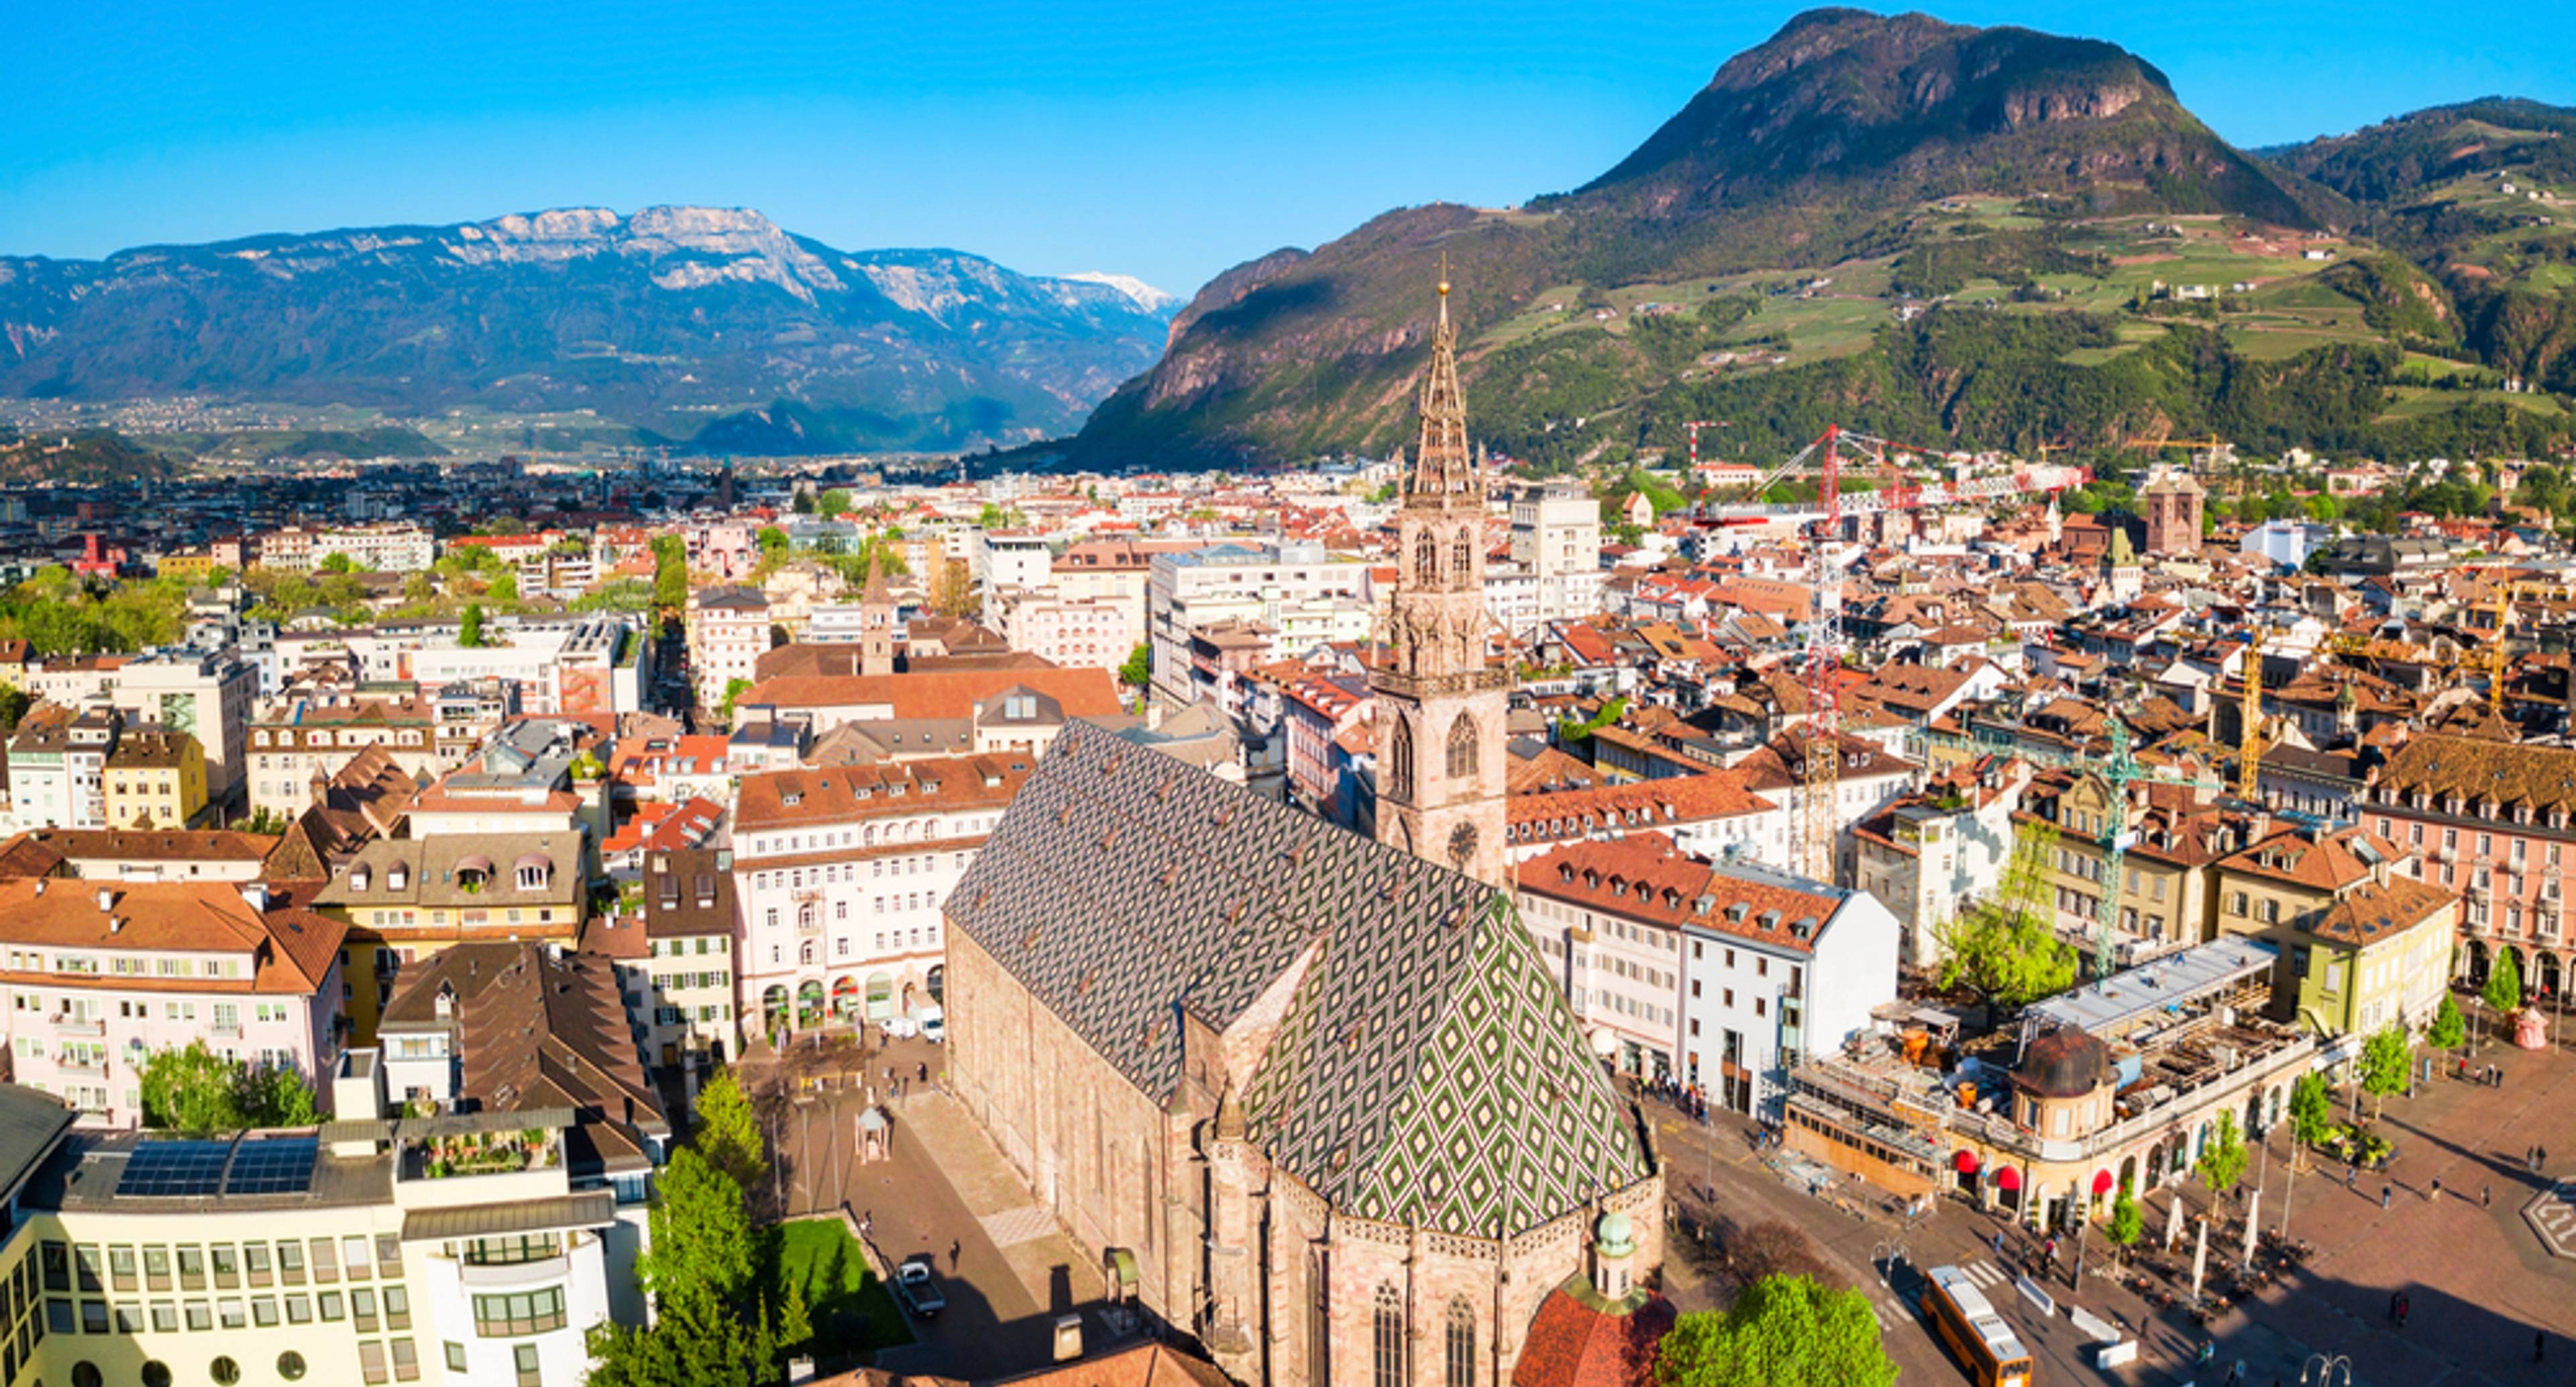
[1408,258,1477,504]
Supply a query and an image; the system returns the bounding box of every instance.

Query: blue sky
[5,1,2571,298]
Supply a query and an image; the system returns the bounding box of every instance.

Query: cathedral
[942,278,1662,1387]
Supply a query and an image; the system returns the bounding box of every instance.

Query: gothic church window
[1452,531,1472,581]
[1445,1298,1477,1387]
[1415,531,1437,586]
[1307,1254,1331,1387]
[1373,1284,1405,1387]
[1388,718,1414,801]
[1446,714,1479,783]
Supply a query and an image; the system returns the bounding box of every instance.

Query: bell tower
[858,546,898,679]
[1372,267,1511,888]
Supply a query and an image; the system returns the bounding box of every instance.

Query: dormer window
[388,866,408,891]
[351,867,371,893]
[513,854,552,891]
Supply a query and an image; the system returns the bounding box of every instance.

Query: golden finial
[1437,250,1451,298]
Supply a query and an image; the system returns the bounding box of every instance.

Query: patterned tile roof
[948,718,1650,1239]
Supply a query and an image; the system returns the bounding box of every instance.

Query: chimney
[95,887,115,913]
[239,881,270,912]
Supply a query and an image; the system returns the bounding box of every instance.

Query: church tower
[1373,270,1511,888]
[858,546,898,678]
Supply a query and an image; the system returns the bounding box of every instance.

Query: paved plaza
[1652,1017,2576,1387]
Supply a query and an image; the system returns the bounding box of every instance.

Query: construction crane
[1683,420,1729,472]
[1730,425,2093,883]
[2239,628,2269,803]
[2088,717,2222,979]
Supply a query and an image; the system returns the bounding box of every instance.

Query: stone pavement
[758,1035,1112,1382]
[1642,1024,2576,1387]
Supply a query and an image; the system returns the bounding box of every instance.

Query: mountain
[1073,9,2576,471]
[2267,99,2576,396]
[0,207,1176,454]
[0,428,175,486]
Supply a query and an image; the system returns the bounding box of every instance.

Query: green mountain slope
[1071,9,2576,470]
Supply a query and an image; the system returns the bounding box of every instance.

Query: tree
[584,1148,796,1387]
[1655,1276,1896,1387]
[0,683,30,733]
[2428,993,2467,1051]
[1118,644,1152,690]
[816,489,852,520]
[692,1070,765,1197]
[138,1042,319,1135]
[2196,1111,2248,1209]
[2482,947,2525,1044]
[458,604,488,649]
[652,535,690,612]
[2357,1021,2412,1121]
[1933,820,2078,1008]
[2287,1071,2334,1168]
[487,569,519,606]
[315,552,362,575]
[930,558,979,618]
[790,490,817,515]
[718,677,755,724]
[2106,1182,2144,1263]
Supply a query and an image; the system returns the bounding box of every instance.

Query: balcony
[52,1016,104,1038]
[458,1254,570,1288]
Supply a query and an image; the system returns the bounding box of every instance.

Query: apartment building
[2364,734,2576,1003]
[258,523,437,573]
[1509,483,1605,630]
[7,708,123,830]
[987,587,1132,671]
[310,832,588,1044]
[637,847,739,1076]
[684,587,773,714]
[1052,539,1199,641]
[1517,834,1899,1117]
[731,755,1030,1041]
[972,530,1051,594]
[0,879,345,1127]
[109,650,260,806]
[102,728,207,831]
[1145,541,1371,708]
[0,1079,641,1387]
[248,696,441,824]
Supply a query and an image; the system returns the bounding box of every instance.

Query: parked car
[881,1015,919,1040]
[910,1001,945,1044]
[893,1255,946,1319]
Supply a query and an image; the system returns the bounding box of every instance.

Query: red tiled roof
[741,666,1121,720]
[1511,1285,1676,1387]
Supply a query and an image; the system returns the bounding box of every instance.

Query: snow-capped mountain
[0,206,1179,452]
[1062,272,1183,314]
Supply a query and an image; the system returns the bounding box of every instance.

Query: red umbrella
[1997,1166,2023,1192]
[2092,1169,2116,1197]
[1954,1150,1981,1176]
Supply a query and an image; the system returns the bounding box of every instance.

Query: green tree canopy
[817,490,853,520]
[2428,993,2467,1050]
[652,535,690,612]
[2287,1071,2334,1166]
[2357,1022,2412,1120]
[1655,1276,1896,1387]
[487,569,520,606]
[719,677,755,723]
[584,1147,801,1387]
[138,1042,319,1135]
[2483,947,2526,1020]
[458,604,488,649]
[1118,644,1152,690]
[1933,820,2078,1008]
[315,552,362,574]
[692,1070,765,1198]
[2196,1110,2248,1207]
[2106,1180,2144,1258]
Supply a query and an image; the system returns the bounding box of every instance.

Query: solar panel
[223,1138,318,1197]
[116,1140,232,1198]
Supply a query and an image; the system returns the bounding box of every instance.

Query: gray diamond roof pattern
[948,720,1650,1237]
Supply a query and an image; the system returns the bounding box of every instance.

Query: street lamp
[2300,1353,2353,1387]
[1870,1239,1909,1289]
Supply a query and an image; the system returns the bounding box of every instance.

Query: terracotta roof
[1517,833,1841,953]
[740,666,1121,720]
[4,828,277,866]
[2215,826,2402,894]
[2377,733,2576,814]
[735,755,1032,833]
[2308,875,2455,946]
[1512,1282,1676,1387]
[0,881,345,995]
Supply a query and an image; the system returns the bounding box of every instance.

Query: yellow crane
[2239,628,2269,803]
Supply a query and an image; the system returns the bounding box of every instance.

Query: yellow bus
[1922,1265,2035,1387]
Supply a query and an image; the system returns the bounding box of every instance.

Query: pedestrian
[2483,1183,2492,1209]
[2225,1360,2244,1387]
[2431,1176,2443,1201]
[918,1060,928,1083]
[2347,1163,2358,1190]
[861,1209,873,1237]
[2387,1290,2402,1322]
[2382,1183,2392,1210]
[2397,1293,2410,1327]
[949,1238,962,1270]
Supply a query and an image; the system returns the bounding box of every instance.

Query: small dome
[1593,1209,1634,1258]
[2016,1026,2112,1099]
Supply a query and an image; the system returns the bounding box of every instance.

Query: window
[1445,1298,1477,1387]
[515,1343,542,1387]
[211,1359,239,1386]
[392,1340,419,1382]
[474,1288,566,1337]
[445,1344,468,1374]
[1446,714,1479,782]
[278,1351,307,1382]
[1373,1284,1406,1387]
[1308,1252,1330,1387]
[359,1341,388,1385]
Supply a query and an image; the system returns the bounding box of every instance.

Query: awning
[1106,1248,1139,1290]
[1954,1150,1980,1176]
[401,1190,614,1242]
[2092,1169,2116,1197]
[1997,1166,2023,1192]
